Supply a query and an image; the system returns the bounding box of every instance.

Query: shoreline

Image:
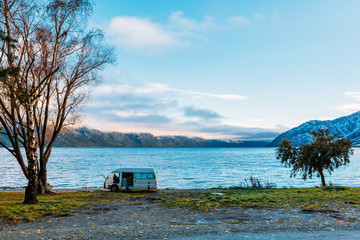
[0,185,352,192]
[0,187,101,192]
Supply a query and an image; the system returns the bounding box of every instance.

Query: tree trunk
[37,167,46,195]
[24,102,39,204]
[24,151,38,204]
[37,151,46,195]
[24,171,38,203]
[38,166,54,195]
[319,168,326,187]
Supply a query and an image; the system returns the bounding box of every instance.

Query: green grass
[162,187,360,210]
[0,190,146,222]
[1,187,360,222]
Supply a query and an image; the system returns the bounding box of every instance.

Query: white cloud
[168,11,217,30]
[334,91,360,113]
[185,90,248,100]
[227,16,251,27]
[113,110,153,118]
[108,11,218,53]
[95,83,248,101]
[252,11,281,22]
[334,104,360,113]
[253,13,266,21]
[108,11,263,54]
[343,91,360,101]
[109,17,180,52]
[96,83,170,95]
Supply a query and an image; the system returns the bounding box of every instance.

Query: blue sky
[82,0,360,140]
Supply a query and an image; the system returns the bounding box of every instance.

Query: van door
[134,172,148,190]
[148,172,156,189]
[121,172,134,189]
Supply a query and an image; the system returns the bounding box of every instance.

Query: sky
[81,0,360,140]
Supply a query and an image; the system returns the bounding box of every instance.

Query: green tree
[276,128,353,187]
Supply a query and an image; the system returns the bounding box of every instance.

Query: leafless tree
[0,0,115,203]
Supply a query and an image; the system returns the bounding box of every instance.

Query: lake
[1,147,359,189]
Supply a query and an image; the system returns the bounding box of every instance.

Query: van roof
[111,167,156,173]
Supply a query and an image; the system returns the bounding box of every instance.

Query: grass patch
[0,190,145,222]
[1,187,360,222]
[162,187,360,210]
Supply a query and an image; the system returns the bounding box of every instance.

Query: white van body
[104,167,157,191]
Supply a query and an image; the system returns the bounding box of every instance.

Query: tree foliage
[276,128,353,187]
[0,0,115,203]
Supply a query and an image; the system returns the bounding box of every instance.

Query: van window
[135,173,148,179]
[113,173,120,183]
[148,173,155,179]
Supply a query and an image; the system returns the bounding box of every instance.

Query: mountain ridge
[52,127,270,147]
[267,111,360,147]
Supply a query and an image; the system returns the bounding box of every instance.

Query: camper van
[104,167,157,191]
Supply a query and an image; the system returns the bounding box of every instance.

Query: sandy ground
[1,189,360,239]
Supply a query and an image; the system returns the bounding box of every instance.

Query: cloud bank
[335,92,360,113]
[183,106,223,120]
[83,83,281,140]
[108,10,280,54]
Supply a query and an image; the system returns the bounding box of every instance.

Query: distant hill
[0,127,269,148]
[268,111,360,147]
[52,127,269,147]
[49,128,271,147]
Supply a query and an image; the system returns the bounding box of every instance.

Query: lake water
[1,147,360,189]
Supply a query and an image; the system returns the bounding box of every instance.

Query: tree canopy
[0,0,115,203]
[276,128,353,187]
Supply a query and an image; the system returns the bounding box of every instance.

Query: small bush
[239,176,276,189]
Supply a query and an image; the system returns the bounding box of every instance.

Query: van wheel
[110,185,119,192]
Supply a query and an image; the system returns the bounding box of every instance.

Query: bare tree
[0,0,115,203]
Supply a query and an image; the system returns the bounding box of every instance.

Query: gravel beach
[1,189,360,239]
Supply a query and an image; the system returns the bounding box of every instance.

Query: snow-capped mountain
[268,111,360,147]
[53,127,270,147]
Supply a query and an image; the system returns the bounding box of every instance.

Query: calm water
[1,147,359,189]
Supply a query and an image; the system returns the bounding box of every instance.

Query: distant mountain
[51,127,270,147]
[268,111,360,147]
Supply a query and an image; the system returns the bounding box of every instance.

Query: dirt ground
[1,189,360,239]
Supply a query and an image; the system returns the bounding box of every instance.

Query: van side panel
[134,172,148,190]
